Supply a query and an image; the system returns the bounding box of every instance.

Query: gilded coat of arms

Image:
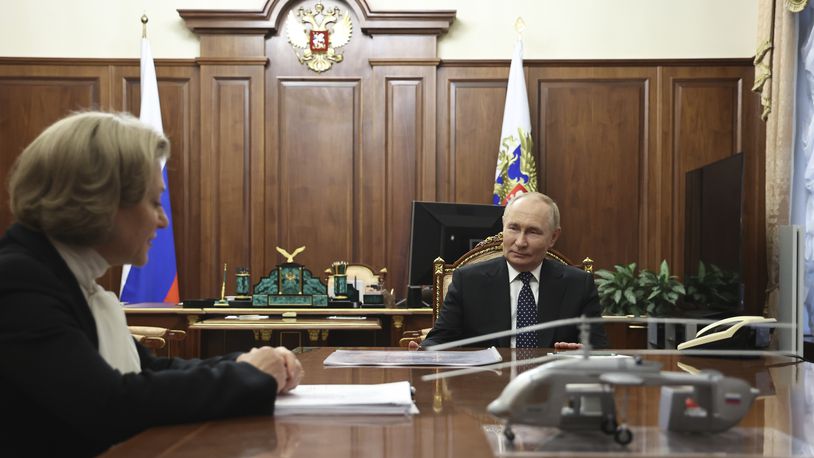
[286,3,353,73]
[493,128,537,205]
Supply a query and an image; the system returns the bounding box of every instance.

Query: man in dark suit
[416,192,607,349]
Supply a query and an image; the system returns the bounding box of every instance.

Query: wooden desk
[124,304,433,357]
[103,348,813,457]
[190,318,382,348]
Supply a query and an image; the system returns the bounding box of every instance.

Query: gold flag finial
[141,14,148,39]
[514,17,525,36]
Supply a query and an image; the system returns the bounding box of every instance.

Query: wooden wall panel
[450,81,507,204]
[386,78,422,292]
[0,74,103,233]
[438,63,763,312]
[670,79,740,273]
[199,64,264,296]
[216,80,252,278]
[437,67,508,204]
[277,80,359,275]
[0,57,763,313]
[662,66,764,314]
[539,79,647,271]
[369,63,437,294]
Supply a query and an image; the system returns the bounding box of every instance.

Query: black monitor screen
[408,201,504,286]
[683,152,744,312]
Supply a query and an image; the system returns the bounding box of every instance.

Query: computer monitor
[408,201,505,287]
[650,153,745,349]
[683,152,744,313]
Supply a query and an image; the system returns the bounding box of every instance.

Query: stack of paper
[274,381,416,416]
[323,347,503,367]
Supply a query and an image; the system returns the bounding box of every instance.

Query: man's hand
[553,341,582,351]
[237,346,305,393]
[407,340,421,351]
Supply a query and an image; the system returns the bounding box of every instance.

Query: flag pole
[120,13,181,304]
[492,17,537,206]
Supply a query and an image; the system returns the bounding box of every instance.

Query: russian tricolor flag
[120,33,180,304]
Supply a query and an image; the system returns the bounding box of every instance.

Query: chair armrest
[164,329,186,341]
[128,326,169,338]
[398,328,430,348]
[132,334,166,350]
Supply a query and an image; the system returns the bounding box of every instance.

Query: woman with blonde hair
[0,111,303,457]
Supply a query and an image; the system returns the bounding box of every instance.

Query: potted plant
[594,260,685,348]
[638,260,686,317]
[684,261,741,310]
[594,262,645,316]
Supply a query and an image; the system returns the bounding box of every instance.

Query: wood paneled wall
[437,61,765,313]
[0,0,766,314]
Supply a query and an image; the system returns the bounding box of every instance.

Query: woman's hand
[237,346,305,393]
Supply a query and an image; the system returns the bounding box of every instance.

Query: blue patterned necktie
[516,271,539,348]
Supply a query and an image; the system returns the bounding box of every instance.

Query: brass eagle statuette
[276,246,306,263]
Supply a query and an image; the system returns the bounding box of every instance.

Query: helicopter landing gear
[503,423,515,442]
[614,425,633,445]
[600,414,618,434]
[610,386,633,445]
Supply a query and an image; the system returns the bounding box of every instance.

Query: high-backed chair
[399,232,593,347]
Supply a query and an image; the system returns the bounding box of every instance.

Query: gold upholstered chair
[398,232,593,347]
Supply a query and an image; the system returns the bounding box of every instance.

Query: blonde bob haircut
[8,111,169,246]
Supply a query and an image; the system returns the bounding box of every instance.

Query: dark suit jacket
[422,256,608,348]
[0,224,278,457]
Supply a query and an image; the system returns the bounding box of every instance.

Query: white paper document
[274,381,416,416]
[323,347,503,367]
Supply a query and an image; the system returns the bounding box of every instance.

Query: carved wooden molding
[196,57,270,66]
[440,58,756,68]
[0,57,198,67]
[369,58,441,67]
[179,0,455,36]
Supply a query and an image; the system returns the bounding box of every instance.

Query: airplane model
[422,317,790,446]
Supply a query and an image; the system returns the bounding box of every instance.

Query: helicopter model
[425,317,772,446]
[486,348,759,444]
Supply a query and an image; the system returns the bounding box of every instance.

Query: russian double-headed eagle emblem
[286,3,353,73]
[493,128,537,205]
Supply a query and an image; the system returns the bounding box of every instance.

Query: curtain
[756,0,809,320]
[791,5,814,336]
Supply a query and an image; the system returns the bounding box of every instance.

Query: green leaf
[659,260,670,276]
[624,288,638,305]
[595,270,615,280]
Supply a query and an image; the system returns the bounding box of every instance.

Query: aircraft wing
[599,372,645,386]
